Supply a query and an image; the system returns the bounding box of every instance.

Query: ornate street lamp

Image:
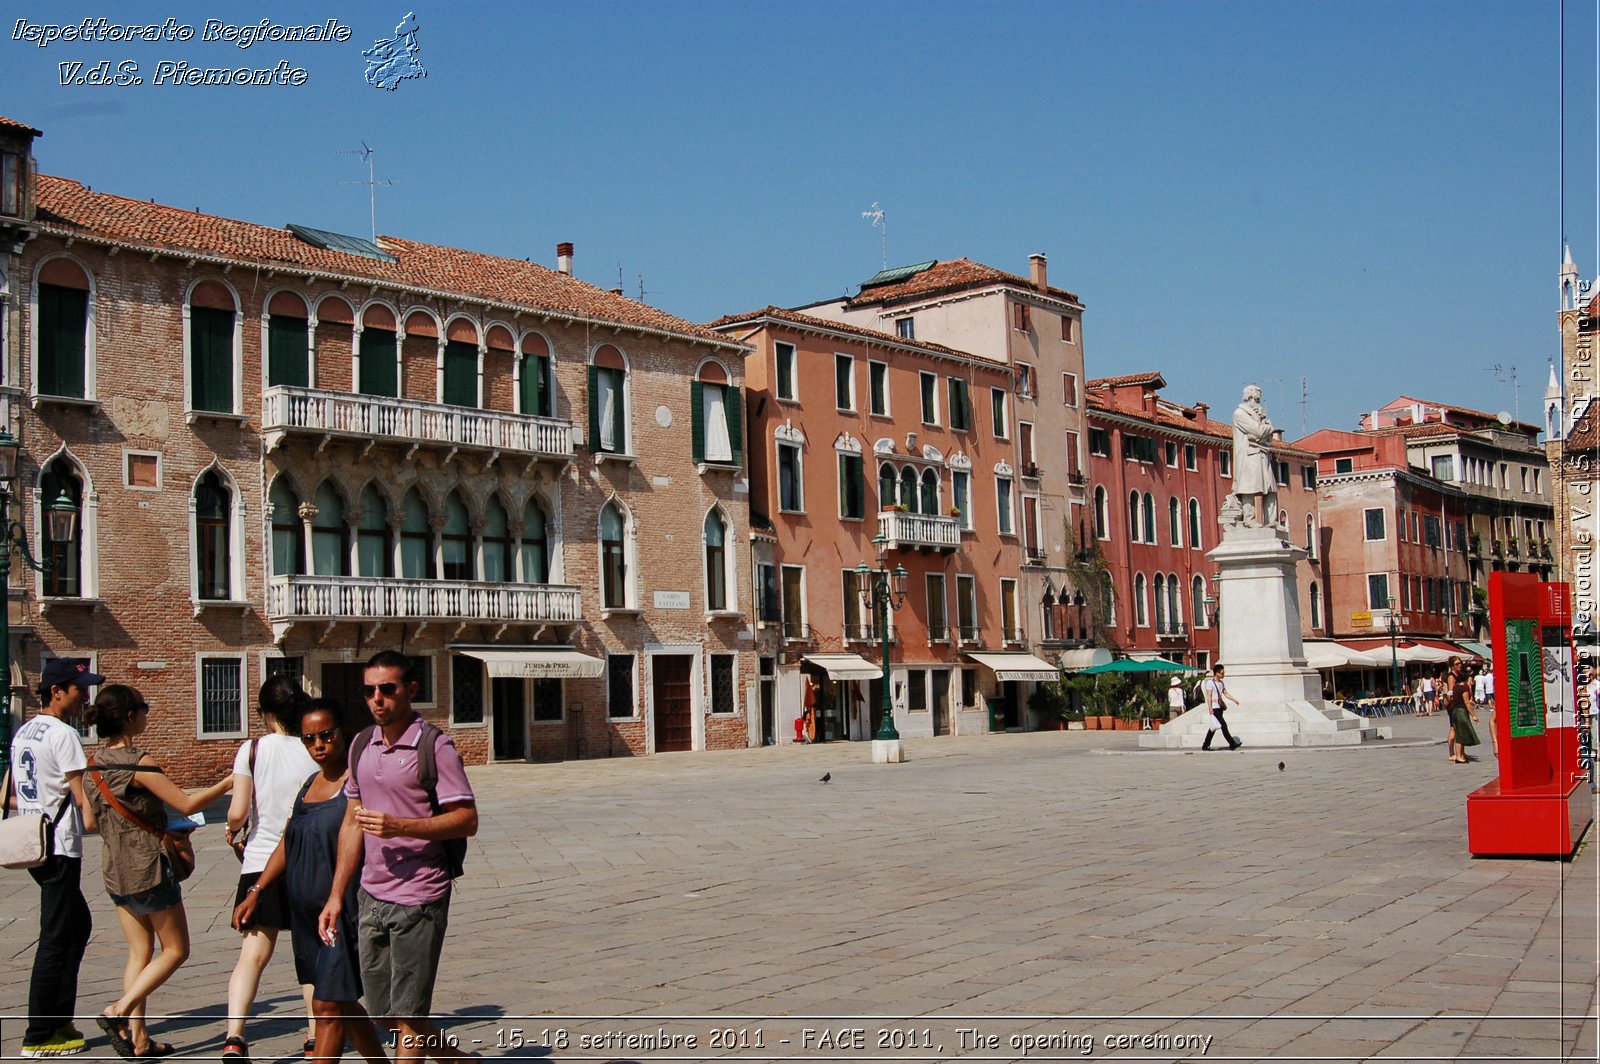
[855,532,909,756]
[1386,595,1402,697]
[0,429,80,777]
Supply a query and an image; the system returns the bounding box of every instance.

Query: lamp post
[0,429,81,779]
[854,532,908,763]
[1386,595,1401,697]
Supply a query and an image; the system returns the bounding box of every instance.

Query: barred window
[264,656,304,685]
[451,654,484,725]
[408,655,435,705]
[607,654,636,718]
[199,656,244,736]
[710,654,735,715]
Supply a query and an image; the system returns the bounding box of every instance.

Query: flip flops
[133,1041,173,1059]
[96,1013,136,1062]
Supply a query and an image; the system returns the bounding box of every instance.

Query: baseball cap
[41,657,106,691]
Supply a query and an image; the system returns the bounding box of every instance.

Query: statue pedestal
[1140,526,1378,749]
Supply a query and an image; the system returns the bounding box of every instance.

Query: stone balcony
[877,510,960,553]
[262,386,575,460]
[267,574,582,637]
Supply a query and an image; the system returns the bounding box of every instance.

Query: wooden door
[491,677,527,761]
[652,655,694,752]
[932,670,952,736]
[321,663,375,736]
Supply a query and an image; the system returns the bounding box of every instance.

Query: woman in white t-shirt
[220,676,318,1063]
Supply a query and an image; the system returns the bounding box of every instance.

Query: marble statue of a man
[1228,384,1279,528]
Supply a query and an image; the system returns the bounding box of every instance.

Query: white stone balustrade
[877,510,961,552]
[267,574,582,623]
[262,386,574,458]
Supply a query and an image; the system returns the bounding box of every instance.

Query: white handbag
[0,772,62,870]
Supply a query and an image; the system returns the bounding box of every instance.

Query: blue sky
[4,1,1594,434]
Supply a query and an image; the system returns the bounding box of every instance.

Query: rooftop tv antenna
[1487,363,1521,424]
[861,201,886,270]
[338,142,398,243]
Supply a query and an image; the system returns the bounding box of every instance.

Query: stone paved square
[3,717,1595,1063]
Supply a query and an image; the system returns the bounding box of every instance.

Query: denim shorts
[108,857,182,917]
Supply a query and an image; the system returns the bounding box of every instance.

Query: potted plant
[946,506,962,518]
[1507,536,1520,556]
[1027,680,1070,731]
[1492,538,1504,556]
[1469,531,1482,553]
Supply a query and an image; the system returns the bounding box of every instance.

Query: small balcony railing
[1156,621,1190,641]
[1002,626,1025,644]
[267,574,582,623]
[926,624,950,643]
[263,386,575,459]
[878,510,960,553]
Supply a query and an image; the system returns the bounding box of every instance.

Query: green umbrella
[1078,657,1202,674]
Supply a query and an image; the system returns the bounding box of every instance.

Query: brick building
[0,118,755,782]
[1086,374,1323,671]
[1353,397,1554,642]
[1297,429,1472,656]
[798,256,1092,685]
[710,307,1045,742]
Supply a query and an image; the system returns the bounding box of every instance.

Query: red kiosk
[1466,572,1593,858]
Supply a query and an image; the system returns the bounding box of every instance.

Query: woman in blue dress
[232,700,386,1063]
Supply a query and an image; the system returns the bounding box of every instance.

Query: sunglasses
[360,682,403,699]
[300,728,342,746]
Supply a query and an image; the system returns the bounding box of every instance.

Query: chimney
[556,242,573,276]
[1029,253,1047,292]
[1194,402,1209,423]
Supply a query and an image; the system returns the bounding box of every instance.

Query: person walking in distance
[1472,665,1498,757]
[1167,676,1187,721]
[4,658,104,1058]
[320,652,477,1062]
[1201,663,1243,750]
[221,677,318,1064]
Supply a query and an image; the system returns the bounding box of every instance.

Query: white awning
[802,654,882,680]
[451,645,605,678]
[1394,644,1456,664]
[1059,648,1114,671]
[1303,642,1382,669]
[966,652,1060,682]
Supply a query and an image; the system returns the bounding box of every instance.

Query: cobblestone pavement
[2,715,1594,1063]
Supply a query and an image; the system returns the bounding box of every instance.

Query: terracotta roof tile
[33,174,733,345]
[1087,372,1166,389]
[708,305,998,366]
[1087,391,1233,442]
[844,258,1080,308]
[1380,395,1540,434]
[0,116,42,136]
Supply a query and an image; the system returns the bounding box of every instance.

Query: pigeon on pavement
[819,772,831,784]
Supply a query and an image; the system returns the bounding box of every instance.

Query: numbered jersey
[12,714,86,857]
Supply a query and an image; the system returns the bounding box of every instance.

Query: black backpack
[349,721,467,880]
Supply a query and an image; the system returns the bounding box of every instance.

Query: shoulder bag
[86,758,196,882]
[229,737,259,861]
[0,769,68,870]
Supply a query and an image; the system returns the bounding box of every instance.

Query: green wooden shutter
[691,381,705,464]
[587,365,600,451]
[520,355,552,416]
[267,315,309,388]
[725,386,743,467]
[191,306,234,412]
[443,340,478,407]
[38,285,87,398]
[359,330,397,397]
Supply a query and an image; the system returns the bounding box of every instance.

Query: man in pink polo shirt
[319,651,476,1061]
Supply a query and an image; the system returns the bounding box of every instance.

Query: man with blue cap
[5,656,106,1057]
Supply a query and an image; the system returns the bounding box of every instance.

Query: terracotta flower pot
[1083,717,1100,730]
[1096,715,1116,730]
[1115,719,1138,730]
